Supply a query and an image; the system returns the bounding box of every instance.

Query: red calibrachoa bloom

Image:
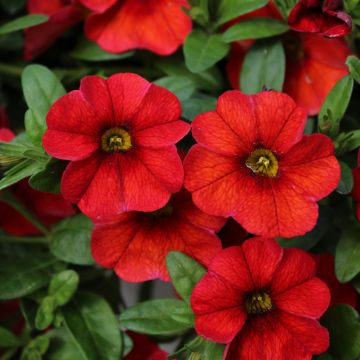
[91,190,224,282]
[288,0,352,37]
[352,149,360,221]
[226,4,351,115]
[80,0,192,55]
[42,73,190,220]
[191,237,330,359]
[24,0,84,60]
[316,254,357,307]
[184,90,340,237]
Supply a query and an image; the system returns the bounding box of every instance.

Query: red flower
[42,74,190,220]
[191,237,330,359]
[91,190,224,282]
[124,332,168,360]
[226,5,351,115]
[288,0,352,37]
[184,90,340,238]
[352,149,360,221]
[24,0,84,60]
[80,0,192,55]
[315,254,357,307]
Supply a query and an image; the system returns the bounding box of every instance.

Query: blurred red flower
[24,0,84,60]
[288,0,352,37]
[352,149,360,221]
[191,237,330,359]
[80,0,192,55]
[226,4,351,115]
[315,254,357,307]
[91,190,224,282]
[42,74,190,220]
[184,90,340,238]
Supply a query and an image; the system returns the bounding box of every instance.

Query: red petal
[78,0,117,13]
[0,129,15,142]
[271,248,317,294]
[253,91,307,155]
[274,278,330,318]
[84,0,192,55]
[280,134,340,201]
[191,272,247,343]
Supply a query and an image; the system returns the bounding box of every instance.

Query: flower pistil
[245,291,273,315]
[101,128,132,153]
[246,148,279,178]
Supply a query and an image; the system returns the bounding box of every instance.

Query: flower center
[245,148,278,178]
[101,128,132,153]
[245,291,273,315]
[146,202,174,219]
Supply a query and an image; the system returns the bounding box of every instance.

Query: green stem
[0,63,23,77]
[0,235,49,244]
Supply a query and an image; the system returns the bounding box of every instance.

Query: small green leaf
[50,215,94,265]
[121,332,133,357]
[318,75,354,137]
[0,326,21,347]
[47,328,83,360]
[346,55,360,84]
[337,161,354,195]
[62,292,122,360]
[240,39,285,93]
[21,334,50,360]
[155,76,195,101]
[223,18,289,42]
[335,130,360,156]
[322,305,360,360]
[72,39,134,62]
[0,14,48,35]
[49,270,79,307]
[216,0,268,24]
[335,225,360,282]
[35,296,56,330]
[182,97,217,122]
[166,251,206,304]
[184,29,230,73]
[120,299,194,335]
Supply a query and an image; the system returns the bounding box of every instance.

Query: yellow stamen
[245,291,273,315]
[101,128,132,153]
[245,148,278,178]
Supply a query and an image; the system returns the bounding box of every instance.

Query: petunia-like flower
[316,254,357,307]
[24,0,84,60]
[80,0,192,55]
[288,0,352,37]
[226,4,351,115]
[124,332,169,360]
[191,237,330,359]
[0,129,75,236]
[184,90,340,238]
[352,149,360,221]
[91,189,224,282]
[42,73,190,220]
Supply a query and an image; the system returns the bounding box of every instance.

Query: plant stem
[0,63,23,77]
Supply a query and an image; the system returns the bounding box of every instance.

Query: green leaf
[0,14,48,35]
[182,97,217,122]
[184,29,230,73]
[223,18,289,42]
[0,326,21,347]
[0,253,59,300]
[318,75,354,137]
[49,270,79,307]
[50,215,94,265]
[21,334,50,360]
[166,251,206,304]
[240,39,285,93]
[120,299,194,335]
[71,39,134,62]
[62,292,121,360]
[186,337,225,360]
[154,76,195,101]
[121,332,133,357]
[335,225,360,282]
[216,0,268,24]
[346,55,360,84]
[335,130,360,156]
[322,305,360,360]
[336,161,353,195]
[29,159,67,194]
[47,328,83,360]
[21,64,66,145]
[35,296,56,330]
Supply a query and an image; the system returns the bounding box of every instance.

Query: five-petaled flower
[288,0,352,37]
[191,237,330,359]
[352,149,360,222]
[91,189,224,282]
[184,90,340,238]
[42,73,190,220]
[79,0,192,55]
